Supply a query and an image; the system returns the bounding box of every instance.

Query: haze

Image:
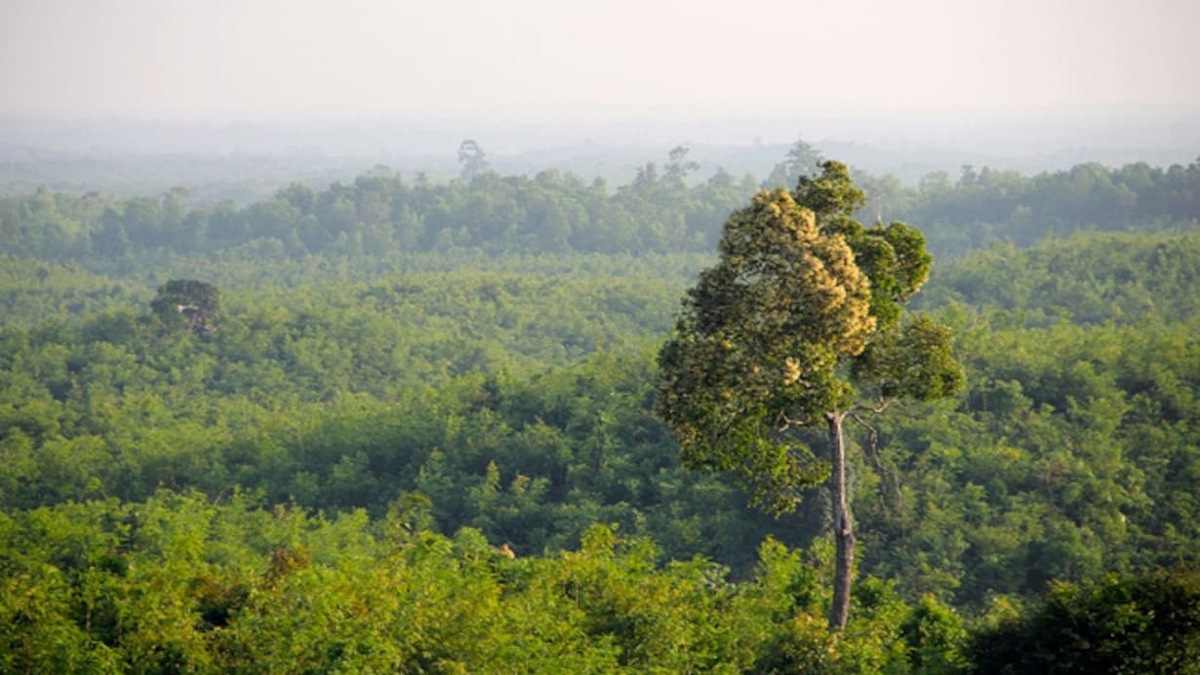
[3,0,1200,191]
[5,0,1199,119]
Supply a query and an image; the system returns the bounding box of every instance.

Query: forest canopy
[2,153,1199,671]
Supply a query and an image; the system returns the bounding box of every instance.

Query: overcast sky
[3,0,1199,121]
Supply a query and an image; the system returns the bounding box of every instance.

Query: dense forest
[2,147,1200,672]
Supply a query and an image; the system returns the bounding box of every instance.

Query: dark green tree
[150,279,221,334]
[656,161,963,631]
[968,571,1200,674]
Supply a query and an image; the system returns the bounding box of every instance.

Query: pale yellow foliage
[783,357,802,385]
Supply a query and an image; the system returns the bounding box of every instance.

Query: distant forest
[3,149,1198,263]
[3,150,1200,672]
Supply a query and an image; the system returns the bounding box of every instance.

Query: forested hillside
[2,155,1199,672]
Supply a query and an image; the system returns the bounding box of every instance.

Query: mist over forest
[3,109,1198,200]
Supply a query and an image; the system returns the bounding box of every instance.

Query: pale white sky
[3,0,1198,120]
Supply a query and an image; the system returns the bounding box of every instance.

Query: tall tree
[764,136,824,190]
[656,161,963,631]
[457,139,491,182]
[664,145,701,182]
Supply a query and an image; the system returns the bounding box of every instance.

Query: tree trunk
[827,410,854,632]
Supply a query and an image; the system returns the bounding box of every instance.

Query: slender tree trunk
[827,410,854,632]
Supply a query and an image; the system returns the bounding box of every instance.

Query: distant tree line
[2,154,1198,261]
[887,160,1200,256]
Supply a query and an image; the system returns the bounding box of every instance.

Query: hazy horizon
[4,0,1199,193]
[5,0,1199,120]
[4,106,1196,163]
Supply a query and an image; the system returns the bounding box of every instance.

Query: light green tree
[656,160,963,631]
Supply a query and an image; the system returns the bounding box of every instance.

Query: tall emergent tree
[656,161,963,631]
[763,136,823,189]
[457,139,490,181]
